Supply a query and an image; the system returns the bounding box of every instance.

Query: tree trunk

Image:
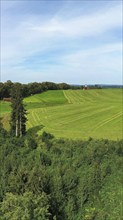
[16,120,18,137]
[20,113,22,137]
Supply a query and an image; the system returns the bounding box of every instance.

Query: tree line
[0,80,83,100]
[0,80,103,100]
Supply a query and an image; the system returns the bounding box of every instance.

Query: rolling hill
[0,89,122,140]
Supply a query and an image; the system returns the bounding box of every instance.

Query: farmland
[0,89,122,140]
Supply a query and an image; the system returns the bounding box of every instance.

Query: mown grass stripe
[1,89,122,140]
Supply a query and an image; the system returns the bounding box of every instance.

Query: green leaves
[0,192,50,220]
[0,133,123,219]
[10,84,27,137]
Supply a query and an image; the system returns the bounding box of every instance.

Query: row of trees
[0,80,82,100]
[0,81,103,100]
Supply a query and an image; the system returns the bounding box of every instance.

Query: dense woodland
[0,122,123,219]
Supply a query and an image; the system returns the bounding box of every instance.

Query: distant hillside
[95,84,123,88]
[72,84,123,88]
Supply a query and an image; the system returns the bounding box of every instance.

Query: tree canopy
[10,84,27,137]
[0,127,122,219]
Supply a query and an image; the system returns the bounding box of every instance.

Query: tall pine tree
[10,84,27,137]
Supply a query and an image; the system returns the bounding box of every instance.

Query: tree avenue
[10,84,27,137]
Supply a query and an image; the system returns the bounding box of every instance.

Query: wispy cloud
[30,4,122,37]
[1,1,122,84]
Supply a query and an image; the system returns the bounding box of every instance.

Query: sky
[1,0,123,84]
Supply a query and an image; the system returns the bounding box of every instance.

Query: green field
[24,90,68,109]
[0,89,122,140]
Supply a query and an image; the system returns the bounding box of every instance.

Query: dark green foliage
[116,140,123,156]
[27,137,37,149]
[41,132,54,150]
[0,80,13,99]
[40,153,51,166]
[42,131,54,142]
[0,118,7,138]
[0,130,123,219]
[57,83,71,90]
[0,81,86,100]
[10,84,27,137]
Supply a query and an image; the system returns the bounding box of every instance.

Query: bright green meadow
[0,89,122,140]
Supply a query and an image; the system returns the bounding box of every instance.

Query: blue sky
[1,0,122,84]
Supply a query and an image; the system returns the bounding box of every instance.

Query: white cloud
[29,4,122,37]
[62,43,122,65]
[1,1,122,84]
[2,3,122,63]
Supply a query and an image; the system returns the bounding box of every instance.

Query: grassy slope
[0,101,11,114]
[24,90,68,109]
[27,89,122,140]
[0,89,122,140]
[0,90,67,113]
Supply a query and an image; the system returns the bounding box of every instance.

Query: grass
[0,101,11,114]
[0,89,122,140]
[24,90,68,109]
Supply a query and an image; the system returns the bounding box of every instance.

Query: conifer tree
[10,84,27,137]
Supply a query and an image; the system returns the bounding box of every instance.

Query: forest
[0,122,123,219]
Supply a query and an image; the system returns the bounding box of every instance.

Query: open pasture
[0,89,122,140]
[27,89,122,140]
[24,90,67,109]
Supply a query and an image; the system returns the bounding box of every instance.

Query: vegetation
[0,81,80,99]
[10,84,27,137]
[0,126,123,219]
[0,83,122,219]
[24,90,68,109]
[1,89,122,140]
